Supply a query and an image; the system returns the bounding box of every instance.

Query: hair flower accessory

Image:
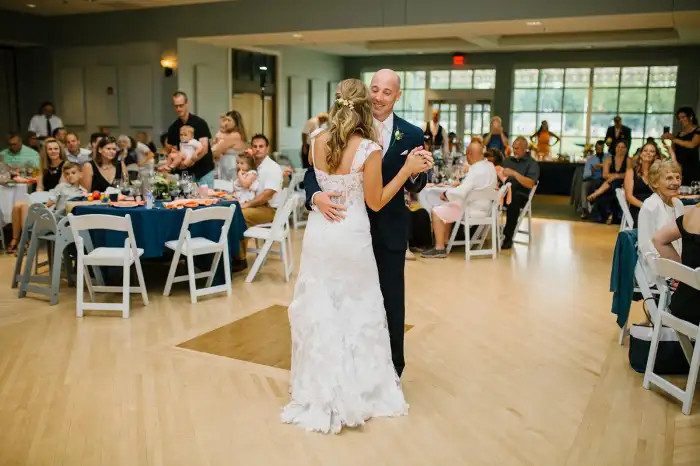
[336,98,354,111]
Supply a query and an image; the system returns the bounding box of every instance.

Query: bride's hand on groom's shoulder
[314,191,346,222]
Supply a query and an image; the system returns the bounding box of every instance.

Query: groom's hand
[407,147,433,176]
[314,191,346,222]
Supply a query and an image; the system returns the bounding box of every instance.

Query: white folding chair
[29,191,51,204]
[643,255,700,415]
[163,205,236,304]
[513,183,538,245]
[68,213,148,318]
[615,188,635,231]
[618,255,666,345]
[213,179,234,192]
[288,169,308,229]
[244,197,296,283]
[446,187,504,260]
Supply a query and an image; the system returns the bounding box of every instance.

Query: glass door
[429,99,492,153]
[463,101,491,148]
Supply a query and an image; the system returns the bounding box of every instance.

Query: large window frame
[510,65,677,161]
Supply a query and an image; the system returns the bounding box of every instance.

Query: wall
[51,42,170,143]
[274,46,343,163]
[345,45,700,131]
[176,39,230,136]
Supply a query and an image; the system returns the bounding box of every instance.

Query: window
[427,69,496,90]
[510,65,677,160]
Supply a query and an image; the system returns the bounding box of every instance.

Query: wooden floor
[0,216,698,466]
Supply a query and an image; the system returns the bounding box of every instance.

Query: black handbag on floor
[628,324,690,375]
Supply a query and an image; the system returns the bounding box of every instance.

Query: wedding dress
[281,137,408,434]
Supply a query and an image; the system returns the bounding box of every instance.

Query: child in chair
[168,126,202,170]
[47,162,87,213]
[232,152,259,203]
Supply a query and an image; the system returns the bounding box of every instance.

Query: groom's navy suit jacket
[304,114,428,253]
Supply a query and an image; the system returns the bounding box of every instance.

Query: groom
[304,69,432,377]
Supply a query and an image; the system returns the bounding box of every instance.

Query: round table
[72,200,247,285]
[0,184,30,224]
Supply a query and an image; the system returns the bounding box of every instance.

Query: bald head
[466,141,485,165]
[369,69,402,121]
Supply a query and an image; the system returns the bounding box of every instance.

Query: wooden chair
[163,205,236,304]
[68,213,148,318]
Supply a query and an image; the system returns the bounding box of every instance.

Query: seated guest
[421,140,497,258]
[28,101,63,139]
[46,162,87,213]
[0,132,40,170]
[8,138,66,253]
[89,132,104,158]
[24,131,41,153]
[81,137,127,192]
[235,134,283,271]
[52,127,67,144]
[64,132,92,165]
[653,205,700,326]
[136,131,157,154]
[638,160,685,275]
[588,140,630,223]
[580,140,607,218]
[500,136,539,250]
[118,134,153,180]
[624,141,659,225]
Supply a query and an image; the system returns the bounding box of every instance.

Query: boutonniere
[394,129,404,141]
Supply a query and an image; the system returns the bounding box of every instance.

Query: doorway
[428,100,492,151]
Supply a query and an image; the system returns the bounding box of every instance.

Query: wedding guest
[624,141,659,224]
[136,131,157,153]
[118,134,153,180]
[588,140,631,223]
[236,134,283,271]
[301,112,328,169]
[580,140,608,218]
[28,102,63,139]
[500,136,539,249]
[0,133,40,169]
[212,110,247,180]
[421,108,449,156]
[64,132,92,165]
[663,107,700,185]
[81,137,127,192]
[530,120,560,161]
[421,140,497,258]
[483,116,510,154]
[46,162,87,213]
[637,160,684,277]
[166,91,215,187]
[653,204,700,326]
[8,138,66,253]
[604,115,631,154]
[52,127,67,144]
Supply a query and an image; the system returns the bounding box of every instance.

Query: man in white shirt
[421,140,498,258]
[64,132,92,165]
[28,102,64,139]
[301,112,328,169]
[236,134,283,268]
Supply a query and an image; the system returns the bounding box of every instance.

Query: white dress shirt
[28,114,64,138]
[373,114,394,157]
[446,159,498,214]
[255,156,284,208]
[637,193,685,281]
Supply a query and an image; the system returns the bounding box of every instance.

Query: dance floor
[0,217,698,465]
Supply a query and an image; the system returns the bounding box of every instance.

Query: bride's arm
[364,149,425,212]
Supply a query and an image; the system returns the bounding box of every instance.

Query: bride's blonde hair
[325,78,376,172]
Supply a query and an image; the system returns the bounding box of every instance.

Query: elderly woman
[637,160,685,278]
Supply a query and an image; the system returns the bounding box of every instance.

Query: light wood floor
[0,217,698,466]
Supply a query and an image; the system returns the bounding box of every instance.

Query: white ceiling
[0,0,228,16]
[194,12,700,55]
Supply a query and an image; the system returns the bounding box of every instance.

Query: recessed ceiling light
[292,33,303,39]
[26,3,36,7]
[526,21,542,26]
[417,52,424,55]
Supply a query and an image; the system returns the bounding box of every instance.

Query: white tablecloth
[418,185,450,213]
[0,184,30,225]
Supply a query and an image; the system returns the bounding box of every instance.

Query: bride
[281,78,427,434]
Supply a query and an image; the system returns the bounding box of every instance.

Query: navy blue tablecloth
[73,200,246,284]
[681,197,700,206]
[538,162,584,196]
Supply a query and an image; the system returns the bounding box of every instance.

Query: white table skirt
[418,185,450,213]
[0,184,30,225]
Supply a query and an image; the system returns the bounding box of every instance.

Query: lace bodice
[313,138,381,208]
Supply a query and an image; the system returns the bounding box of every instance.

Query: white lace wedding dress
[281,137,408,434]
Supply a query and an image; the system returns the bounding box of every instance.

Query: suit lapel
[383,114,399,166]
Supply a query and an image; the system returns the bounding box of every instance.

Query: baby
[232,152,259,203]
[47,162,87,213]
[168,126,202,169]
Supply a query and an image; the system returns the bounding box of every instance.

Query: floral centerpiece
[582,143,594,157]
[151,174,178,199]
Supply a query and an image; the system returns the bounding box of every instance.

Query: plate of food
[110,201,144,208]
